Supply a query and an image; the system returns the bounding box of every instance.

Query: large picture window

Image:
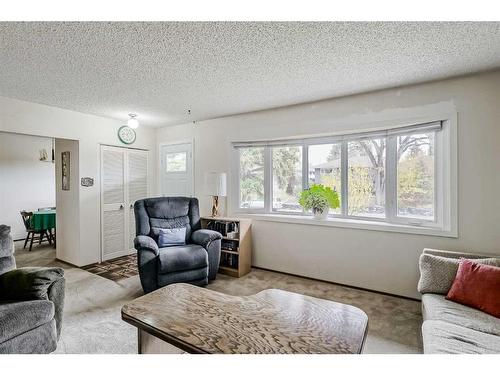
[272,146,302,213]
[233,120,453,233]
[239,147,265,210]
[308,143,342,214]
[348,138,386,218]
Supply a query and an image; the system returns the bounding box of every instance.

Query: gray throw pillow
[417,254,500,294]
[158,227,186,247]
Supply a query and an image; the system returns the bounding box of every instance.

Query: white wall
[0,97,157,266]
[156,70,500,299]
[55,139,80,265]
[0,132,56,240]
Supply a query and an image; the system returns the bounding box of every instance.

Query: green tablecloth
[31,210,56,231]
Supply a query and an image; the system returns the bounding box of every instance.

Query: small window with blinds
[232,120,453,232]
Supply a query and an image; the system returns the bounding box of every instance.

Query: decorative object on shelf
[205,172,227,217]
[127,113,139,129]
[39,148,49,161]
[39,139,55,163]
[299,184,340,219]
[118,125,136,144]
[61,151,70,190]
[81,177,94,187]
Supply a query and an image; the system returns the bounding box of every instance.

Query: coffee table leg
[138,329,185,354]
[137,328,142,354]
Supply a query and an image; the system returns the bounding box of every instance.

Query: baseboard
[55,258,81,268]
[252,266,421,302]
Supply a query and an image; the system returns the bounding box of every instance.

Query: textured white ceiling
[1,22,499,127]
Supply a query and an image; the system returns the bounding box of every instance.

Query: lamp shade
[205,172,227,197]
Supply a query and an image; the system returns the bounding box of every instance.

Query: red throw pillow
[446,259,500,318]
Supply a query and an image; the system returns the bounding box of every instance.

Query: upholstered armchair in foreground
[134,197,222,293]
[0,225,65,354]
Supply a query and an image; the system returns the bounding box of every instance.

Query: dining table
[31,209,56,247]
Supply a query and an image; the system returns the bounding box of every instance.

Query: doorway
[159,141,194,197]
[0,132,80,267]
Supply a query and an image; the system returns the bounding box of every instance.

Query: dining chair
[20,211,51,251]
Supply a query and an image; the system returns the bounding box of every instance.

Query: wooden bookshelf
[200,216,252,278]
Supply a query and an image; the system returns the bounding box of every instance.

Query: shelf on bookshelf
[218,266,239,277]
[222,236,239,241]
[221,249,239,255]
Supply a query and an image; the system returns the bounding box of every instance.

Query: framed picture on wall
[62,151,70,190]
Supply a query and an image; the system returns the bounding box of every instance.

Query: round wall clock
[118,126,136,144]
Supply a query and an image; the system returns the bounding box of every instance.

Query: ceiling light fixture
[127,113,139,129]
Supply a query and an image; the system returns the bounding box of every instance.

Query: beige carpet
[14,242,423,354]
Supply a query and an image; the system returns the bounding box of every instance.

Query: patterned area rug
[82,254,138,281]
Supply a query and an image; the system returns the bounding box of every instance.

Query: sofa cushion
[418,253,500,294]
[446,259,500,318]
[158,244,208,274]
[422,293,500,336]
[0,299,54,343]
[422,320,500,354]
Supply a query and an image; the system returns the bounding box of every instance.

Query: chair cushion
[0,267,65,301]
[150,216,191,244]
[139,197,200,242]
[158,268,208,287]
[0,225,14,258]
[158,244,208,274]
[0,256,16,277]
[422,320,500,354]
[0,300,54,343]
[0,225,15,276]
[422,293,500,336]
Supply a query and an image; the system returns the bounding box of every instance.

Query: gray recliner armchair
[134,197,222,293]
[0,225,65,354]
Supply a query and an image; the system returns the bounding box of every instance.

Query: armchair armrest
[191,229,222,248]
[134,235,159,255]
[0,267,64,301]
[192,230,222,281]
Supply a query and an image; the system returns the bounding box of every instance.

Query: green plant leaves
[299,184,340,210]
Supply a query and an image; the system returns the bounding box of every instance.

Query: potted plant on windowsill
[299,184,340,220]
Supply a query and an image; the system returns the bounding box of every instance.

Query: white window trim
[229,112,457,238]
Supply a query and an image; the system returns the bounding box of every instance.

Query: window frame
[230,116,457,237]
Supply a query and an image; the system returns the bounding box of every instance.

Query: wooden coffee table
[121,283,368,354]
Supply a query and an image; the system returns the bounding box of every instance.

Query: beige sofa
[418,248,500,354]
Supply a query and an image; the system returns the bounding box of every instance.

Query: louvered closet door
[101,146,126,261]
[127,150,148,251]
